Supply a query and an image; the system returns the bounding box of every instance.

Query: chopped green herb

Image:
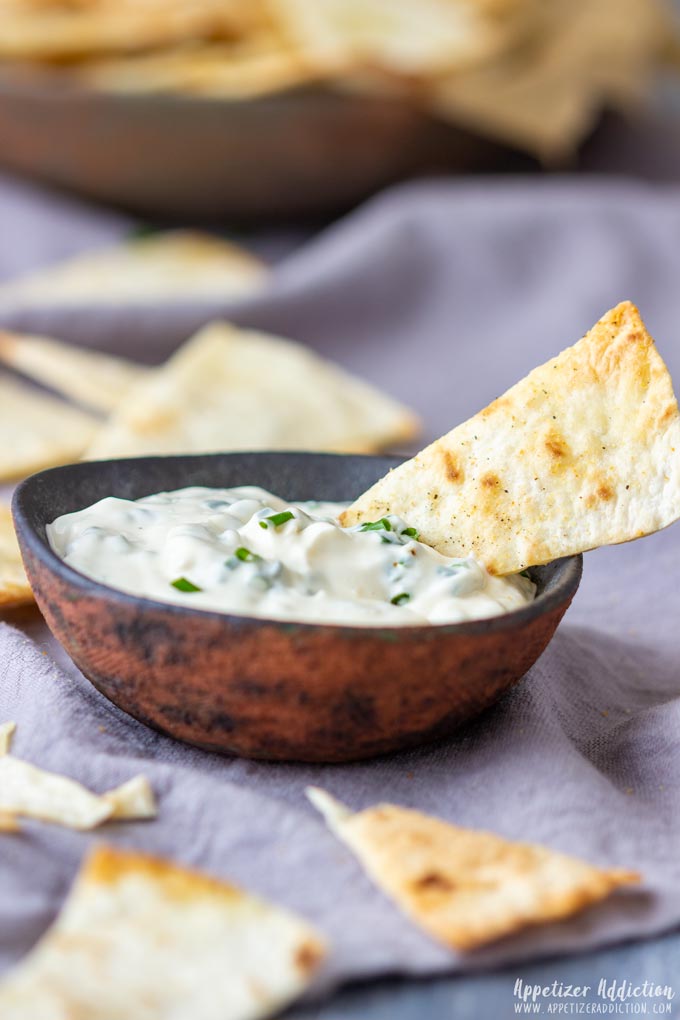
[259,520,268,529]
[266,510,295,527]
[359,518,392,533]
[390,593,410,606]
[402,527,420,540]
[171,577,202,593]
[235,547,260,563]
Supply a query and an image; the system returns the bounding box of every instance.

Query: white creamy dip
[47,486,535,627]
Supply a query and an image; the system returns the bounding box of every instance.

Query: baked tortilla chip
[341,302,680,574]
[0,330,147,413]
[0,728,157,829]
[103,774,157,820]
[0,374,98,481]
[0,231,267,308]
[0,506,33,609]
[86,321,419,458]
[0,1,254,61]
[308,787,638,952]
[0,844,326,1020]
[0,755,114,830]
[270,0,525,77]
[75,40,325,99]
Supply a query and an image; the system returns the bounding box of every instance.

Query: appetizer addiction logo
[513,978,675,1014]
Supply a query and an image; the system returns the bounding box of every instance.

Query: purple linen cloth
[0,173,679,994]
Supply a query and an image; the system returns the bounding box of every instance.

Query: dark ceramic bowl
[12,452,582,762]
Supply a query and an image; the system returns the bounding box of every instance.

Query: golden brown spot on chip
[480,472,501,489]
[596,483,614,502]
[544,431,569,459]
[440,449,464,483]
[85,846,241,903]
[294,940,324,974]
[413,871,455,893]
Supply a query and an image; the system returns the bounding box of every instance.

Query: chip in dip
[47,486,535,626]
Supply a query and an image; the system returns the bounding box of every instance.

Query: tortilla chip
[103,774,157,820]
[0,507,33,609]
[0,231,267,308]
[74,39,325,99]
[431,0,669,158]
[270,0,526,78]
[0,2,255,61]
[0,756,114,830]
[86,320,419,459]
[0,738,157,829]
[0,374,99,481]
[341,302,680,574]
[0,721,16,756]
[0,330,147,413]
[0,844,326,1020]
[308,787,638,951]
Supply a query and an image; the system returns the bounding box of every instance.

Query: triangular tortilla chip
[0,506,33,609]
[0,330,147,413]
[0,231,267,308]
[341,302,680,574]
[0,845,326,1020]
[0,375,99,481]
[308,787,638,952]
[86,320,419,458]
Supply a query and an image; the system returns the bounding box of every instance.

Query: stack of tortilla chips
[0,0,674,158]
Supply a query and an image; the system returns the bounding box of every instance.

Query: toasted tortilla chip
[0,739,156,829]
[341,302,680,574]
[0,812,19,833]
[0,1,255,60]
[308,787,638,951]
[0,375,98,481]
[0,756,113,829]
[431,0,669,158]
[74,39,325,99]
[0,331,147,413]
[0,844,326,1020]
[0,231,267,308]
[0,721,16,756]
[270,0,526,77]
[0,507,33,609]
[86,321,419,459]
[103,774,157,820]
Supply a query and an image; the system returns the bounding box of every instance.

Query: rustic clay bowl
[12,452,582,762]
[0,72,532,221]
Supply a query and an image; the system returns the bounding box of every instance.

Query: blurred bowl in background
[0,72,534,222]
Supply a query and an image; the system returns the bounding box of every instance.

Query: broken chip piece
[0,724,157,830]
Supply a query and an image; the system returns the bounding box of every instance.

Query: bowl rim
[12,452,583,639]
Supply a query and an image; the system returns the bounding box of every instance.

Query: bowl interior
[14,452,581,630]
